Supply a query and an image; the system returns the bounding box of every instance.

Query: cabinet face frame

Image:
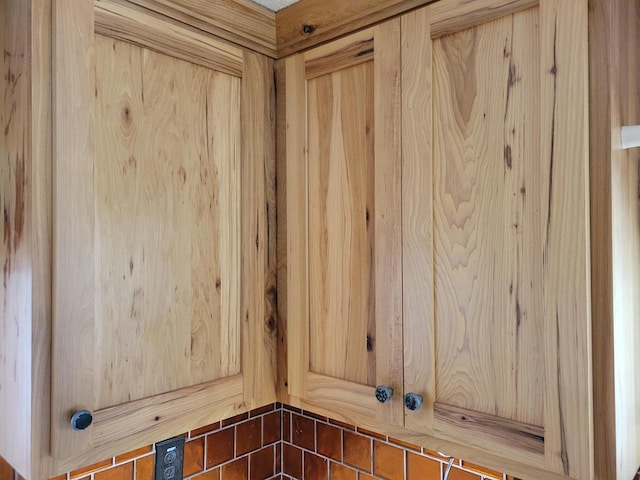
[402,0,592,478]
[51,0,275,471]
[285,22,405,426]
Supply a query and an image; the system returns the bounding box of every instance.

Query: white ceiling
[251,0,300,12]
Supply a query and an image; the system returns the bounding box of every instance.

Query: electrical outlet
[154,437,185,480]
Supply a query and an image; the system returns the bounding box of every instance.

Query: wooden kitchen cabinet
[279,0,640,479]
[0,0,275,478]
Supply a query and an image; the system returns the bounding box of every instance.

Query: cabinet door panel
[402,1,591,478]
[286,23,404,425]
[52,0,274,468]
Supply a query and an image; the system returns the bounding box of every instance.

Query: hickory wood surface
[286,20,404,426]
[240,50,278,409]
[432,5,544,429]
[51,0,96,460]
[95,0,244,77]
[304,37,374,80]
[401,6,434,435]
[126,0,276,58]
[0,0,34,477]
[589,0,640,479]
[93,34,242,408]
[307,60,376,387]
[397,1,592,478]
[31,0,55,477]
[276,0,438,58]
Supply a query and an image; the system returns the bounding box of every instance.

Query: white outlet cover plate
[251,0,300,11]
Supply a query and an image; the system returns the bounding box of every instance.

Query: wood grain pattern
[240,50,278,409]
[0,0,34,476]
[284,53,308,399]
[275,59,289,404]
[30,0,55,477]
[276,0,438,58]
[432,6,544,429]
[429,0,537,38]
[285,20,403,426]
[51,0,96,459]
[126,0,276,58]
[95,0,244,77]
[433,403,545,455]
[305,37,374,80]
[93,35,242,407]
[307,60,375,386]
[401,6,434,435]
[589,0,640,479]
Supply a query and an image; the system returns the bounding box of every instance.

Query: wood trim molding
[125,0,276,58]
[95,0,244,76]
[276,0,438,58]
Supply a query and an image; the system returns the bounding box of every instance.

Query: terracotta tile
[221,457,248,480]
[448,467,481,480]
[275,443,282,474]
[206,428,235,468]
[303,410,328,422]
[50,476,67,480]
[329,419,356,431]
[407,452,440,480]
[134,455,155,480]
[192,468,220,480]
[461,461,503,479]
[263,411,282,445]
[330,462,357,480]
[191,422,221,438]
[94,462,133,480]
[357,427,386,441]
[422,448,442,458]
[250,404,276,417]
[283,411,292,443]
[282,444,302,479]
[222,412,249,427]
[317,423,342,462]
[343,431,371,472]
[0,457,13,480]
[304,452,328,480]
[70,459,113,478]
[292,413,315,450]
[184,437,205,476]
[250,446,275,480]
[114,445,152,464]
[388,437,420,452]
[373,441,404,480]
[359,475,376,480]
[237,418,262,455]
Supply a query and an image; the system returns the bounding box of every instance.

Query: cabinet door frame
[51,0,275,471]
[285,22,405,426]
[402,0,592,478]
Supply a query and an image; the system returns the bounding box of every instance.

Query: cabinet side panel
[0,0,33,477]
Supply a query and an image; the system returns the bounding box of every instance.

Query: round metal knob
[70,410,93,431]
[404,393,423,411]
[375,386,394,404]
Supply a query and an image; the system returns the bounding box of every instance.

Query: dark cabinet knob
[404,393,423,411]
[375,386,394,403]
[70,410,93,431]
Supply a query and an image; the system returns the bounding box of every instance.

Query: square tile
[343,431,371,472]
[237,418,262,456]
[373,441,403,480]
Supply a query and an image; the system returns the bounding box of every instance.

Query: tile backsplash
[1,405,639,480]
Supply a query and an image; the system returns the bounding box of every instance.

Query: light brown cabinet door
[402,0,591,478]
[51,0,274,470]
[284,21,404,426]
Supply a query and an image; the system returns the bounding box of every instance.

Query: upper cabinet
[281,1,603,479]
[1,0,275,477]
[282,20,405,427]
